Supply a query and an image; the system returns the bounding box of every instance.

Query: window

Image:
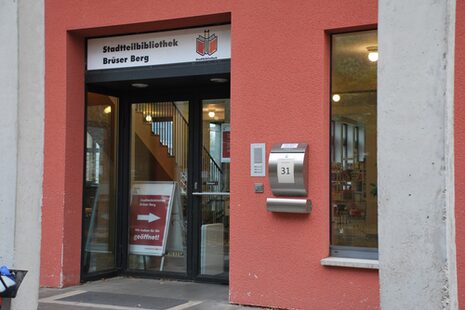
[330,30,378,259]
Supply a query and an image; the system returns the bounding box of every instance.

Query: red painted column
[454,2,465,307]
[41,27,85,287]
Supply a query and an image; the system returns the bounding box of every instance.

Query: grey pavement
[38,277,264,310]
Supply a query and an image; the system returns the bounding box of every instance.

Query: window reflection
[82,92,119,273]
[330,31,378,252]
[200,99,230,277]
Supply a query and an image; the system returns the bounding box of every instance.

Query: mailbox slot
[266,197,312,213]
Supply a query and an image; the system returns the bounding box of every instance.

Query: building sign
[87,25,230,70]
[129,182,176,256]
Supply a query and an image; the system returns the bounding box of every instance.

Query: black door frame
[81,60,230,284]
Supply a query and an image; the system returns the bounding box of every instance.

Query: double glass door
[82,93,230,282]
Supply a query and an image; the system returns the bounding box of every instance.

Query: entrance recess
[81,61,230,283]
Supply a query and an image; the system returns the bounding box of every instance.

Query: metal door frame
[81,60,230,283]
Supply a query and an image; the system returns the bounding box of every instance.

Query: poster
[221,123,231,163]
[129,182,175,256]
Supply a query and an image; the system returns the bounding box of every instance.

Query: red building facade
[40,1,465,309]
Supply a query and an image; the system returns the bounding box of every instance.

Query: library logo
[196,30,218,56]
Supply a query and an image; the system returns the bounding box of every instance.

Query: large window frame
[329,30,378,260]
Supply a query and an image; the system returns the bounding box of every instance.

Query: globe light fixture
[332,94,341,102]
[367,46,379,62]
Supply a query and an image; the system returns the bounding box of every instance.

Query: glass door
[193,99,230,280]
[127,101,189,275]
[126,98,231,281]
[83,94,230,281]
[82,92,119,278]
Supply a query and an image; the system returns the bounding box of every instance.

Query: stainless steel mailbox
[268,143,308,196]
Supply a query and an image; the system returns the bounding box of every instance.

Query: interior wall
[43,1,379,308]
[134,135,172,181]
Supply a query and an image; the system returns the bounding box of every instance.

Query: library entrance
[81,54,231,283]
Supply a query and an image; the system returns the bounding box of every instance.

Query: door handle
[191,192,230,196]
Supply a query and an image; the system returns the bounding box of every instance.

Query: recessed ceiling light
[132,83,149,88]
[145,115,153,122]
[332,94,341,102]
[210,78,228,83]
[208,111,216,118]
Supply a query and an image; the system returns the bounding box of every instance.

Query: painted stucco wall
[228,2,378,309]
[455,1,465,308]
[42,1,379,309]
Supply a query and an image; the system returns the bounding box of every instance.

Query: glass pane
[200,99,230,277]
[82,92,119,273]
[128,102,189,273]
[330,31,378,249]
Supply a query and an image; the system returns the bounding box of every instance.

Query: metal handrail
[169,102,223,175]
[192,192,230,196]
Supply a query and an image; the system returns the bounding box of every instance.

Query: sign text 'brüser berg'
[87,25,231,70]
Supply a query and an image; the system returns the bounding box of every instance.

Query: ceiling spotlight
[145,115,153,122]
[103,106,112,114]
[132,83,149,88]
[332,94,341,102]
[208,111,216,118]
[367,46,378,62]
[210,78,228,83]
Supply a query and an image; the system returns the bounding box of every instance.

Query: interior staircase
[133,102,222,194]
[133,113,177,180]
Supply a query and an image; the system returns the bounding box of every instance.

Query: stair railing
[135,102,224,193]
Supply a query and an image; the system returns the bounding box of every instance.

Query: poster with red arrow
[129,182,176,256]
